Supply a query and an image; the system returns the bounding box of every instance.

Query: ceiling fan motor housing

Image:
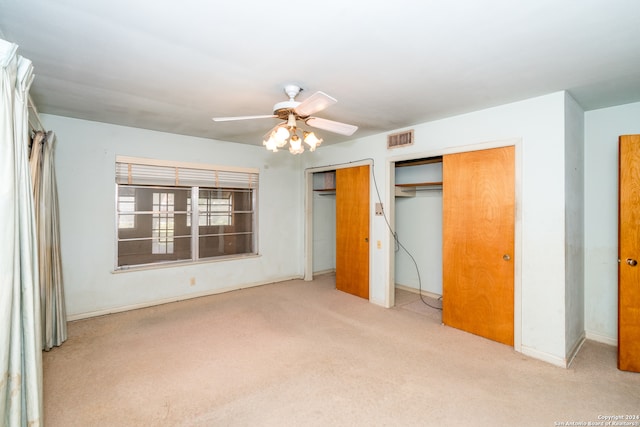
[274,85,304,119]
[273,101,301,119]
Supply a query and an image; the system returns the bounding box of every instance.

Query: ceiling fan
[212,84,358,154]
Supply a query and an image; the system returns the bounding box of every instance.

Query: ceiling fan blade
[305,117,358,136]
[212,114,276,122]
[294,91,337,117]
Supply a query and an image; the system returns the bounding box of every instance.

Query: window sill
[112,253,261,274]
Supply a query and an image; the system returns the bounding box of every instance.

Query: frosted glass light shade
[289,134,304,154]
[274,126,290,147]
[263,135,278,152]
[303,131,322,151]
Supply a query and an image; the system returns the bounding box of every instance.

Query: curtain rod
[27,94,45,132]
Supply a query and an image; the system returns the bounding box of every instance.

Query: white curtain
[0,39,43,425]
[31,130,67,350]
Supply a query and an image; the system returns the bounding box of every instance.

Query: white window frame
[115,156,259,270]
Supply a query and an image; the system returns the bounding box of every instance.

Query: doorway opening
[386,139,522,351]
[304,160,373,301]
[393,156,444,318]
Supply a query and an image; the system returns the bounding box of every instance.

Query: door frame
[386,138,523,352]
[304,160,373,296]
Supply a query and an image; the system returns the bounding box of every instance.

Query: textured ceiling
[1,0,640,147]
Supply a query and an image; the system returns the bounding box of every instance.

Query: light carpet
[43,274,640,426]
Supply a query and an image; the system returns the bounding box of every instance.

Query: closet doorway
[306,161,372,300]
[393,157,444,304]
[390,141,520,349]
[336,165,370,299]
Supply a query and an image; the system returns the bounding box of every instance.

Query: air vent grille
[387,130,414,149]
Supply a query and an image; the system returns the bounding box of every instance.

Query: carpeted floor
[43,274,640,426]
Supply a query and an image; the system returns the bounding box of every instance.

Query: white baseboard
[67,275,302,321]
[520,345,568,368]
[395,283,442,300]
[586,330,617,346]
[312,268,336,276]
[566,333,586,368]
[521,333,586,369]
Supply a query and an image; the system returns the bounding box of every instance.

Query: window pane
[117,187,136,229]
[231,190,253,210]
[198,189,232,226]
[197,188,255,259]
[199,233,253,259]
[117,185,192,267]
[118,235,191,267]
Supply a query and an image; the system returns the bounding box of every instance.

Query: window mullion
[191,187,199,261]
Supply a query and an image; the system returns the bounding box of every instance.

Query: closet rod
[414,186,442,191]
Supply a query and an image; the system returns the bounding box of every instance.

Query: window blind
[115,156,259,189]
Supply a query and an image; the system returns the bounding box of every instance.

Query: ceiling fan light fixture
[274,126,290,147]
[303,131,322,151]
[263,135,279,152]
[212,84,357,155]
[288,133,304,154]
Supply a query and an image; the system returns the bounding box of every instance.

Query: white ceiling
[2,0,640,147]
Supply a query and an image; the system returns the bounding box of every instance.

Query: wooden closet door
[442,146,515,346]
[336,165,370,299]
[618,134,640,372]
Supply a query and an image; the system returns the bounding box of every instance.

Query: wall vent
[387,130,414,149]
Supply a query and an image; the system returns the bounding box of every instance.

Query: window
[115,157,258,269]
